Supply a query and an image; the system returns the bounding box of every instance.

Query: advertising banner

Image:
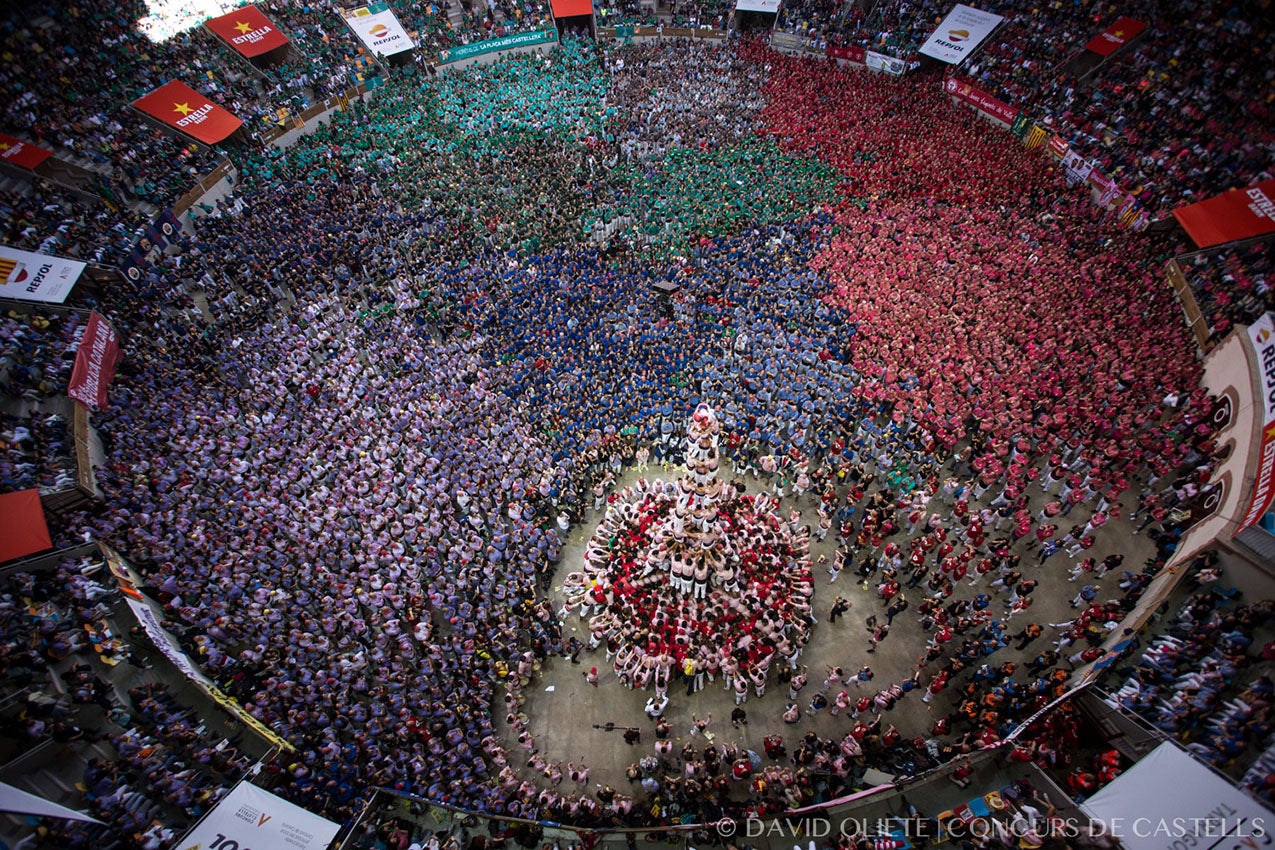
[827,44,866,63]
[735,0,782,11]
[1081,742,1275,848]
[67,312,123,411]
[177,782,340,850]
[1084,17,1147,56]
[918,4,1003,64]
[204,4,290,58]
[943,76,1018,123]
[0,245,85,304]
[1238,313,1275,531]
[1172,178,1275,249]
[551,0,594,15]
[438,29,557,63]
[344,3,415,56]
[0,132,52,170]
[132,81,243,145]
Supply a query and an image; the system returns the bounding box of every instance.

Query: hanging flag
[132,81,243,145]
[343,3,415,57]
[205,4,290,58]
[67,312,123,411]
[0,245,85,304]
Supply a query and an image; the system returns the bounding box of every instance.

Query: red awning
[0,489,52,563]
[205,4,290,58]
[1172,179,1275,249]
[0,133,52,170]
[1085,17,1147,56]
[132,81,244,145]
[552,0,594,17]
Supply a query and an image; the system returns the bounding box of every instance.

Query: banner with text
[205,4,290,58]
[438,29,557,63]
[67,312,123,411]
[736,0,782,12]
[1238,313,1275,531]
[344,3,415,57]
[918,4,1003,64]
[0,132,52,170]
[943,76,1018,123]
[1084,17,1146,56]
[178,781,340,850]
[0,245,85,304]
[132,81,243,145]
[1172,178,1275,249]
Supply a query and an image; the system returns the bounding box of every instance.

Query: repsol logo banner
[0,245,86,304]
[919,4,1003,64]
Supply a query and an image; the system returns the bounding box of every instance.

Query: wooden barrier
[1166,258,1213,352]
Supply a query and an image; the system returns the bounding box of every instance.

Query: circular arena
[0,2,1273,850]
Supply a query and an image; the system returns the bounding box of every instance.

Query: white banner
[1249,313,1275,424]
[0,245,86,304]
[344,3,414,56]
[125,597,215,688]
[865,51,906,75]
[736,0,781,12]
[1081,742,1274,849]
[918,4,1003,64]
[178,781,340,850]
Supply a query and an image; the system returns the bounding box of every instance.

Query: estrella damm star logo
[0,142,9,150]
[235,20,252,33]
[174,102,193,116]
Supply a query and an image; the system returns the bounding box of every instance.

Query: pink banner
[67,312,123,410]
[942,77,1019,124]
[826,44,866,63]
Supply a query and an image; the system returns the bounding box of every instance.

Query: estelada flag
[205,4,289,58]
[1173,178,1275,249]
[1085,17,1147,56]
[132,81,243,145]
[0,132,52,170]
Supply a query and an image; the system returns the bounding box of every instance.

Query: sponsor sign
[1084,17,1147,56]
[0,132,52,170]
[1172,178,1275,249]
[132,81,243,145]
[943,76,1018,123]
[344,3,415,56]
[736,0,782,11]
[918,4,1003,64]
[177,782,340,850]
[0,245,85,304]
[1238,313,1275,530]
[437,29,558,63]
[551,0,594,15]
[205,4,289,58]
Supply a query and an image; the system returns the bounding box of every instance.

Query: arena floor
[501,461,1162,795]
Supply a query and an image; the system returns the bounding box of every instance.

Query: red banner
[827,44,866,63]
[551,0,593,16]
[943,77,1019,124]
[205,4,289,58]
[0,133,52,170]
[132,81,243,145]
[1239,314,1275,530]
[0,490,51,563]
[67,312,123,411]
[1047,134,1069,159]
[1085,17,1147,56]
[1172,178,1275,249]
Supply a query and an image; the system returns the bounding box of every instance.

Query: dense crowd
[0,2,1271,847]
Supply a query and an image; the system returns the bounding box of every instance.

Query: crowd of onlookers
[0,0,1272,846]
[1178,241,1273,347]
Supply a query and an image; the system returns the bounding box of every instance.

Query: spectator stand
[0,545,273,848]
[1166,236,1273,355]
